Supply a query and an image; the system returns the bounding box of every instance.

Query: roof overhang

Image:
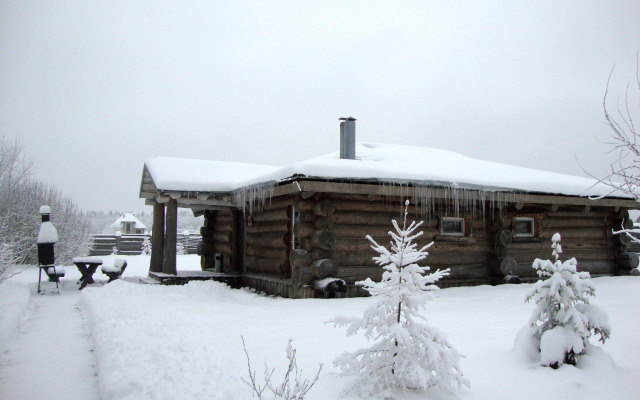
[140,163,639,214]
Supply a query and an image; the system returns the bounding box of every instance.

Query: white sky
[1,1,639,212]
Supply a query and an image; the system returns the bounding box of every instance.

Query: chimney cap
[339,116,357,121]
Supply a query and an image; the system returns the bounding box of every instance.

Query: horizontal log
[332,239,378,253]
[310,230,336,250]
[429,242,489,253]
[616,252,639,269]
[313,200,336,217]
[211,212,233,222]
[213,232,231,243]
[260,195,295,211]
[446,264,489,280]
[313,216,334,230]
[540,229,607,241]
[244,257,285,275]
[545,210,609,218]
[331,199,403,213]
[245,232,287,249]
[213,241,232,254]
[311,259,338,279]
[508,249,611,261]
[332,225,439,239]
[251,208,289,222]
[290,249,313,268]
[299,211,315,223]
[578,260,615,275]
[331,211,436,227]
[245,245,287,259]
[337,266,384,282]
[540,218,607,229]
[293,222,315,238]
[246,220,289,234]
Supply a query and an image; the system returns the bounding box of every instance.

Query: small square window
[514,218,534,237]
[442,217,465,236]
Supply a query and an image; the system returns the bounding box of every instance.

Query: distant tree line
[0,136,90,278]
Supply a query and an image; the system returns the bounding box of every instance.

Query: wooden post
[149,202,165,273]
[163,199,178,275]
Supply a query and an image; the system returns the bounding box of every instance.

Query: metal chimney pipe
[339,117,356,159]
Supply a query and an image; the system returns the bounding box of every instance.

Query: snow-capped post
[332,200,469,397]
[37,205,63,293]
[521,233,611,369]
[37,206,58,266]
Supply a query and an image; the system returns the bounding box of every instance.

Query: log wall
[243,196,292,276]
[200,210,234,272]
[197,190,631,297]
[492,206,625,279]
[323,193,492,286]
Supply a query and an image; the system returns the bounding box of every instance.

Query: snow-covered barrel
[37,205,59,266]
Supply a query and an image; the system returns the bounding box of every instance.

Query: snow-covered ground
[1,254,639,399]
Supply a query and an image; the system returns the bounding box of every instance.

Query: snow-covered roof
[142,142,634,200]
[145,158,279,192]
[110,213,147,230]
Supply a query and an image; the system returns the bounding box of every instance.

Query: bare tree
[593,58,640,202]
[0,136,91,279]
[581,57,640,245]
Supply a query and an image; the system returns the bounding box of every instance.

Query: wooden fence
[88,233,201,256]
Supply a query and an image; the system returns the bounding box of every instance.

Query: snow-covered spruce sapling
[241,336,322,400]
[333,200,469,397]
[524,233,611,369]
[141,236,151,255]
[176,242,185,255]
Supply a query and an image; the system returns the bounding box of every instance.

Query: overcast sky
[1,1,639,213]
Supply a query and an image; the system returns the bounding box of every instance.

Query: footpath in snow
[0,270,100,400]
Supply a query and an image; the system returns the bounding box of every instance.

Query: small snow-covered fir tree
[176,242,185,255]
[141,236,152,255]
[333,200,469,398]
[524,233,611,368]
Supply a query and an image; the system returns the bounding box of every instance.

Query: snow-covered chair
[101,259,127,282]
[45,266,66,282]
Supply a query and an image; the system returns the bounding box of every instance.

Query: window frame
[513,217,535,237]
[441,217,465,236]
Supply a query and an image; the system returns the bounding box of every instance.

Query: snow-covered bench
[101,259,127,282]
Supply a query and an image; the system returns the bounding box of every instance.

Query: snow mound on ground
[540,326,585,367]
[81,280,266,400]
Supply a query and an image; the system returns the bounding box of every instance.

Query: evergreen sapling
[524,233,611,368]
[332,200,469,397]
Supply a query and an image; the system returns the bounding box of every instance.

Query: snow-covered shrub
[332,200,469,397]
[524,233,611,369]
[241,336,322,400]
[0,243,20,282]
[111,246,118,255]
[141,236,152,255]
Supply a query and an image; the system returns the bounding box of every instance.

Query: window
[441,217,465,236]
[514,218,534,237]
[291,209,301,249]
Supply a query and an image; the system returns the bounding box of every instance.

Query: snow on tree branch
[521,233,611,369]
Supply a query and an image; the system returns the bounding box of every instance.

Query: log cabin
[139,118,638,298]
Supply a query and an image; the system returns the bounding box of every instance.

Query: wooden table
[72,257,103,289]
